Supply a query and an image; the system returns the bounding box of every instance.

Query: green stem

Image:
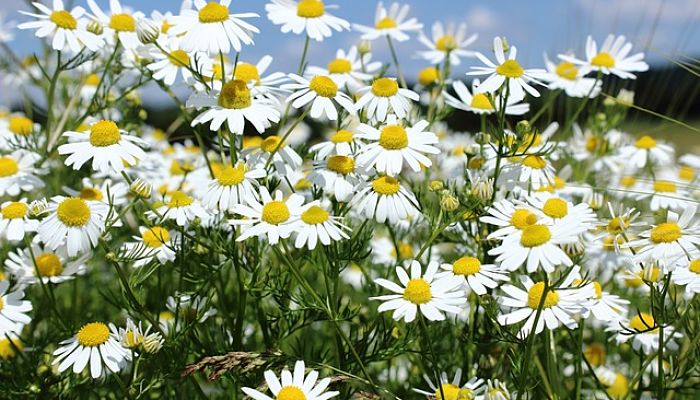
[419,315,445,400]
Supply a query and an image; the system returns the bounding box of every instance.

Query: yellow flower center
[142,226,170,248]
[79,187,103,201]
[625,268,661,287]
[0,337,23,360]
[168,50,189,67]
[470,93,493,110]
[109,13,136,32]
[522,155,546,169]
[653,180,676,193]
[510,209,538,229]
[453,257,481,276]
[592,281,603,299]
[375,17,397,29]
[170,160,194,175]
[309,75,338,98]
[261,136,284,153]
[85,74,100,86]
[496,59,524,78]
[403,278,432,304]
[520,224,552,247]
[301,205,329,225]
[527,282,559,309]
[89,120,122,147]
[585,136,598,153]
[418,66,439,86]
[628,312,656,332]
[379,125,408,150]
[650,222,682,243]
[435,35,458,52]
[8,116,33,136]
[390,242,413,259]
[326,155,355,175]
[1,202,27,220]
[198,2,229,23]
[297,0,324,18]
[634,135,656,149]
[542,198,568,219]
[218,80,252,109]
[371,78,399,97]
[679,166,695,181]
[328,58,352,74]
[50,10,77,30]
[168,191,193,208]
[234,63,261,84]
[161,20,172,34]
[57,198,91,227]
[607,217,630,234]
[583,343,606,367]
[607,373,629,399]
[620,176,636,188]
[435,384,471,400]
[76,322,110,347]
[689,259,700,274]
[216,163,246,186]
[0,157,19,178]
[591,52,615,68]
[261,201,290,225]
[331,129,353,143]
[295,177,312,191]
[35,253,63,277]
[276,386,307,400]
[555,61,578,80]
[372,176,400,195]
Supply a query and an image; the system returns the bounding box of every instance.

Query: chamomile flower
[353,2,422,42]
[507,155,557,190]
[63,178,129,206]
[481,199,539,240]
[293,203,349,250]
[5,243,88,285]
[203,162,265,211]
[372,260,465,323]
[118,319,164,354]
[355,77,419,121]
[579,280,629,322]
[443,79,530,116]
[0,113,39,150]
[639,176,692,211]
[417,22,477,66]
[484,379,511,400]
[18,0,103,53]
[0,150,45,196]
[672,258,700,294]
[39,196,108,257]
[628,205,700,267]
[0,334,23,360]
[355,117,439,176]
[307,46,381,90]
[166,293,218,324]
[309,129,360,159]
[86,0,144,49]
[351,175,420,224]
[242,360,339,400]
[468,37,546,99]
[439,256,508,295]
[618,134,674,170]
[122,226,178,267]
[58,120,147,174]
[147,37,197,86]
[609,312,681,353]
[234,55,290,100]
[560,35,649,80]
[0,281,32,336]
[231,187,305,245]
[53,322,129,378]
[243,135,303,177]
[540,54,601,98]
[307,154,365,202]
[413,368,484,399]
[170,0,259,55]
[152,191,209,227]
[0,199,38,242]
[188,80,281,134]
[265,0,350,42]
[283,74,355,120]
[526,193,597,236]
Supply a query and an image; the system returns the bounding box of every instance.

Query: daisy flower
[481,199,540,240]
[560,35,649,80]
[609,312,681,354]
[540,54,601,98]
[414,368,484,399]
[52,322,129,379]
[118,319,164,354]
[0,113,39,150]
[484,379,511,400]
[307,46,381,90]
[169,0,259,55]
[122,226,178,267]
[672,258,700,294]
[506,155,557,190]
[526,193,597,236]
[579,280,629,322]
[0,150,45,196]
[354,77,419,121]
[282,74,355,120]
[0,334,23,360]
[444,79,530,116]
[307,154,365,202]
[617,134,674,169]
[371,260,465,323]
[203,162,265,211]
[355,116,440,176]
[231,187,305,245]
[58,120,147,174]
[628,205,700,267]
[309,129,360,159]
[243,135,303,177]
[86,0,144,49]
[242,360,339,400]
[0,199,38,242]
[639,176,692,211]
[234,55,290,100]
[0,281,32,336]
[293,203,349,250]
[439,256,508,295]
[265,0,350,42]
[152,191,209,227]
[63,177,129,206]
[497,267,591,338]
[467,37,546,99]
[188,80,281,134]
[18,0,103,53]
[39,196,108,257]
[147,36,197,86]
[417,22,477,66]
[166,293,218,325]
[353,2,422,42]
[5,243,88,285]
[350,175,420,224]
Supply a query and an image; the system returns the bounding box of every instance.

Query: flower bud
[87,20,103,36]
[515,120,531,136]
[29,198,49,217]
[136,18,159,45]
[475,132,491,145]
[440,191,459,212]
[358,40,372,55]
[418,66,439,86]
[616,89,634,106]
[429,180,444,192]
[142,332,164,354]
[130,178,152,199]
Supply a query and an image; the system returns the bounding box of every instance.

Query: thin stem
[419,315,445,400]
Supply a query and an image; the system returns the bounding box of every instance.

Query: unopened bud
[358,40,372,55]
[429,180,444,192]
[496,37,510,53]
[129,178,152,199]
[617,89,634,106]
[440,191,459,212]
[136,18,159,45]
[515,120,531,136]
[29,198,49,217]
[418,66,439,86]
[475,132,491,145]
[142,332,164,353]
[87,20,103,36]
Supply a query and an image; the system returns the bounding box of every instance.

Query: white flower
[505,155,557,190]
[166,293,217,325]
[372,260,465,323]
[444,79,530,116]
[307,154,364,202]
[353,2,422,42]
[0,113,39,150]
[147,36,197,86]
[356,116,439,176]
[293,203,349,250]
[242,360,339,400]
[617,134,674,170]
[481,199,539,240]
[439,256,508,295]
[63,177,129,206]
[39,196,108,257]
[231,187,305,245]
[151,191,209,227]
[539,54,601,98]
[0,150,45,196]
[118,319,164,354]
[525,193,597,237]
[5,242,88,285]
[608,312,681,354]
[0,281,32,336]
[580,280,629,322]
[0,199,38,242]
[413,368,484,399]
[308,129,360,159]
[53,322,129,378]
[18,0,103,53]
[233,55,290,101]
[350,175,419,224]
[203,162,265,211]
[122,226,178,267]
[355,77,419,121]
[672,258,700,294]
[58,120,147,174]
[86,0,145,49]
[307,46,381,91]
[560,35,649,80]
[243,135,303,177]
[265,0,350,42]
[417,22,477,66]
[170,0,259,55]
[283,74,355,120]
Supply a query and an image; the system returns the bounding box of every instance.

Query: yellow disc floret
[301,205,329,225]
[142,227,170,248]
[452,257,481,276]
[35,253,63,277]
[372,176,400,195]
[331,130,353,143]
[371,78,399,97]
[168,191,194,208]
[375,17,397,29]
[379,125,408,150]
[216,163,247,186]
[198,2,229,23]
[297,0,324,18]
[261,136,284,153]
[1,202,28,220]
[89,120,122,147]
[8,116,33,136]
[327,58,352,74]
[470,93,493,110]
[435,35,458,52]
[522,155,546,169]
[555,62,578,80]
[510,209,538,229]
[542,198,568,219]
[634,135,656,149]
[168,50,189,67]
[234,63,261,84]
[606,372,629,399]
[50,10,77,30]
[57,198,91,227]
[653,180,676,193]
[326,155,355,175]
[309,75,338,98]
[109,13,136,32]
[628,312,656,332]
[527,282,559,309]
[403,278,432,304]
[496,59,524,78]
[218,80,252,109]
[520,224,552,247]
[261,201,290,225]
[277,386,307,400]
[418,67,439,86]
[650,222,681,243]
[79,187,103,201]
[0,337,23,360]
[76,322,111,347]
[591,52,615,68]
[688,259,700,274]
